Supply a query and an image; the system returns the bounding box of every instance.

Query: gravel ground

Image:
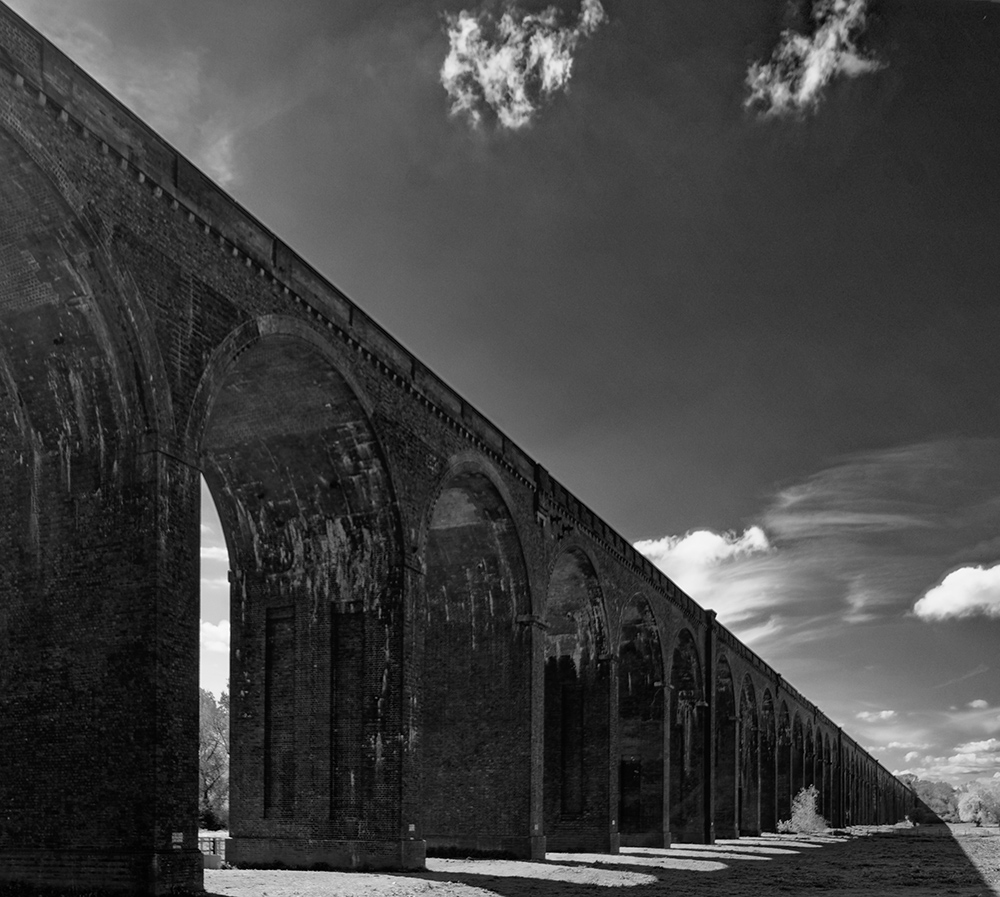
[205,824,1000,897]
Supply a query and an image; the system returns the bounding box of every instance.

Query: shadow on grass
[196,825,996,897]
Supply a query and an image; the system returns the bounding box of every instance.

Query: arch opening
[823,733,834,823]
[543,548,612,851]
[760,690,777,832]
[199,477,232,832]
[791,713,805,801]
[200,335,403,865]
[738,677,760,836]
[617,597,665,847]
[713,657,738,839]
[421,469,533,856]
[668,629,706,842]
[776,703,791,824]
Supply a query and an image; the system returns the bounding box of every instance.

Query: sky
[9,0,999,788]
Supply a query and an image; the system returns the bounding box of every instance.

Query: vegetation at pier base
[777,785,828,833]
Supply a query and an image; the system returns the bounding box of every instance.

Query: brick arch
[739,675,760,836]
[617,595,666,846]
[777,701,792,823]
[714,655,739,838]
[0,101,173,438]
[197,327,405,857]
[543,545,614,851]
[804,723,816,792]
[418,454,533,855]
[792,712,805,798]
[760,689,777,831]
[823,732,834,820]
[668,627,706,842]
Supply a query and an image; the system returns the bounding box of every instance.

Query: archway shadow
[203,824,997,897]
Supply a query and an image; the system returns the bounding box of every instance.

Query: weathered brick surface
[0,3,914,893]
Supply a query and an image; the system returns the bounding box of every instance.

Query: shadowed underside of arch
[201,334,406,867]
[714,657,738,839]
[420,468,533,856]
[669,629,705,843]
[739,677,760,836]
[618,597,666,847]
[544,547,615,853]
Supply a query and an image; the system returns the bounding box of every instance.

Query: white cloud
[913,563,1000,621]
[440,0,606,129]
[954,739,1000,754]
[634,527,773,622]
[201,545,230,562]
[904,751,919,762]
[856,710,896,722]
[745,0,882,117]
[970,699,989,709]
[200,619,230,654]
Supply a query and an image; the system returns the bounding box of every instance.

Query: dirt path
[205,824,1000,897]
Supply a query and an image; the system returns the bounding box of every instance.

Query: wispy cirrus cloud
[7,0,241,185]
[635,439,1000,666]
[857,709,897,722]
[440,0,606,129]
[745,0,882,117]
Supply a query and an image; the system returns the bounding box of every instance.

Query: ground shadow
[203,825,998,897]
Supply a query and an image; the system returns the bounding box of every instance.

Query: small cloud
[857,710,897,722]
[200,620,230,654]
[636,526,771,574]
[970,699,989,709]
[440,0,607,129]
[904,751,919,762]
[745,0,882,117]
[913,563,1000,620]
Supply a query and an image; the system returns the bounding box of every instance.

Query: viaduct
[0,3,915,894]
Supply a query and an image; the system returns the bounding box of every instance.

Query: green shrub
[777,784,828,833]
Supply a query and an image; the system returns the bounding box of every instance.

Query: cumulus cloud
[913,563,1000,620]
[970,699,990,710]
[200,619,230,654]
[857,709,896,722]
[201,545,230,562]
[745,0,882,117]
[440,0,606,129]
[635,527,772,614]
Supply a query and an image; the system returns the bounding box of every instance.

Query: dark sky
[11,0,1000,785]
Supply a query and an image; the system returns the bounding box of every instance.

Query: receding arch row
[0,34,917,894]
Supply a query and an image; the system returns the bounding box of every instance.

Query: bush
[958,784,1000,827]
[777,785,828,833]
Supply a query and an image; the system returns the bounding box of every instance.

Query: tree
[903,777,959,823]
[199,688,230,830]
[958,781,1000,827]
